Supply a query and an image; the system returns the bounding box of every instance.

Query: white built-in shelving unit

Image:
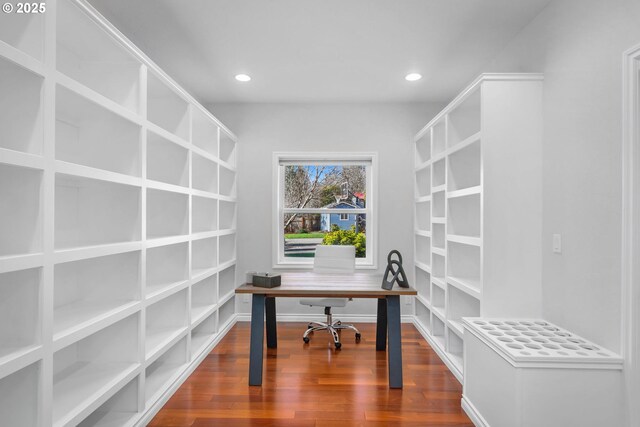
[413,74,543,381]
[0,0,238,425]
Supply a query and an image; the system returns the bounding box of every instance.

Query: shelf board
[56,161,142,188]
[432,247,446,257]
[145,280,189,305]
[146,179,190,195]
[0,147,45,170]
[191,267,219,282]
[447,185,481,199]
[191,331,214,357]
[54,242,142,265]
[415,230,431,238]
[79,410,138,427]
[146,122,190,152]
[447,276,481,299]
[0,344,43,381]
[448,320,465,338]
[432,184,446,194]
[431,333,446,351]
[218,229,237,237]
[53,300,140,351]
[218,159,237,173]
[218,290,236,307]
[191,230,219,242]
[145,361,187,406]
[432,217,446,224]
[191,145,219,166]
[432,277,446,290]
[0,41,45,77]
[191,304,217,326]
[432,306,446,322]
[145,326,188,363]
[431,151,446,164]
[447,234,481,247]
[191,188,218,200]
[416,294,431,310]
[414,161,431,172]
[55,72,143,128]
[414,260,431,273]
[0,252,44,274]
[415,195,431,203]
[447,131,481,157]
[146,235,190,250]
[53,361,140,427]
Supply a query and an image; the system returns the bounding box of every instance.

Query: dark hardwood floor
[149,322,474,426]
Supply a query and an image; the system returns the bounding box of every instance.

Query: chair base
[302,311,361,349]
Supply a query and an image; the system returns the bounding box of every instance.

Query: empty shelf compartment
[0,268,41,361]
[191,237,217,276]
[56,85,141,176]
[0,164,42,257]
[0,361,40,426]
[218,265,236,299]
[0,57,43,154]
[415,235,431,267]
[53,313,139,427]
[415,200,431,231]
[191,275,218,324]
[432,120,446,156]
[218,296,235,329]
[415,299,431,333]
[146,131,189,187]
[145,337,188,405]
[219,234,236,265]
[219,132,236,166]
[57,0,141,112]
[54,251,140,340]
[415,166,430,197]
[0,7,44,60]
[447,140,481,191]
[414,267,430,302]
[77,375,140,427]
[147,72,189,140]
[447,193,480,238]
[192,153,218,194]
[447,89,480,147]
[191,107,219,157]
[146,242,188,297]
[191,312,217,357]
[219,200,236,230]
[447,241,481,293]
[146,189,188,239]
[54,174,141,250]
[432,158,446,188]
[145,289,188,359]
[415,132,431,165]
[192,196,217,233]
[219,167,236,197]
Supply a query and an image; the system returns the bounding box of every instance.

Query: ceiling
[88,0,551,104]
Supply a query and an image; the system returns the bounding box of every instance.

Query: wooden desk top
[236,272,417,298]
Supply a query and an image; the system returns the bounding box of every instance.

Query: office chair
[300,245,361,349]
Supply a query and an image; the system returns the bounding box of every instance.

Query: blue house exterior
[320,195,365,232]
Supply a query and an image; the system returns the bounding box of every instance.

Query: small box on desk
[252,273,281,288]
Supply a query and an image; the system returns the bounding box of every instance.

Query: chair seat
[300,298,348,308]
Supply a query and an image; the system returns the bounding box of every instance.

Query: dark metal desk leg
[387,295,403,388]
[266,297,277,348]
[376,297,387,351]
[249,294,265,386]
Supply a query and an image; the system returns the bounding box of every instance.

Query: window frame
[272,152,378,269]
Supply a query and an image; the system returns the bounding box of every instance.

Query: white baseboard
[461,396,490,427]
[134,315,238,427]
[235,313,415,323]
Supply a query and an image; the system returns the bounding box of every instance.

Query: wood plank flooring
[149,322,473,426]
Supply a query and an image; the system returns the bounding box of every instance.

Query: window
[273,152,377,268]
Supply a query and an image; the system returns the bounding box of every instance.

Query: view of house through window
[275,155,375,266]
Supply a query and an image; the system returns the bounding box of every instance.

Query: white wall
[209,103,442,317]
[483,0,640,354]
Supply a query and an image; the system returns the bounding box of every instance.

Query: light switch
[553,234,562,253]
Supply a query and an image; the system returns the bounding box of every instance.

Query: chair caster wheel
[355,333,361,342]
[303,337,310,343]
[336,321,342,326]
[335,342,342,349]
[307,323,313,329]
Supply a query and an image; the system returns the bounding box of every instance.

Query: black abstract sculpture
[381,250,409,290]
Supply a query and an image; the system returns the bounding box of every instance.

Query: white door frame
[622,42,640,427]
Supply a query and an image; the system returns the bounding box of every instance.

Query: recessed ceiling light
[235,74,251,82]
[405,73,422,82]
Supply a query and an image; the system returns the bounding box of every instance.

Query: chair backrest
[313,245,356,274]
